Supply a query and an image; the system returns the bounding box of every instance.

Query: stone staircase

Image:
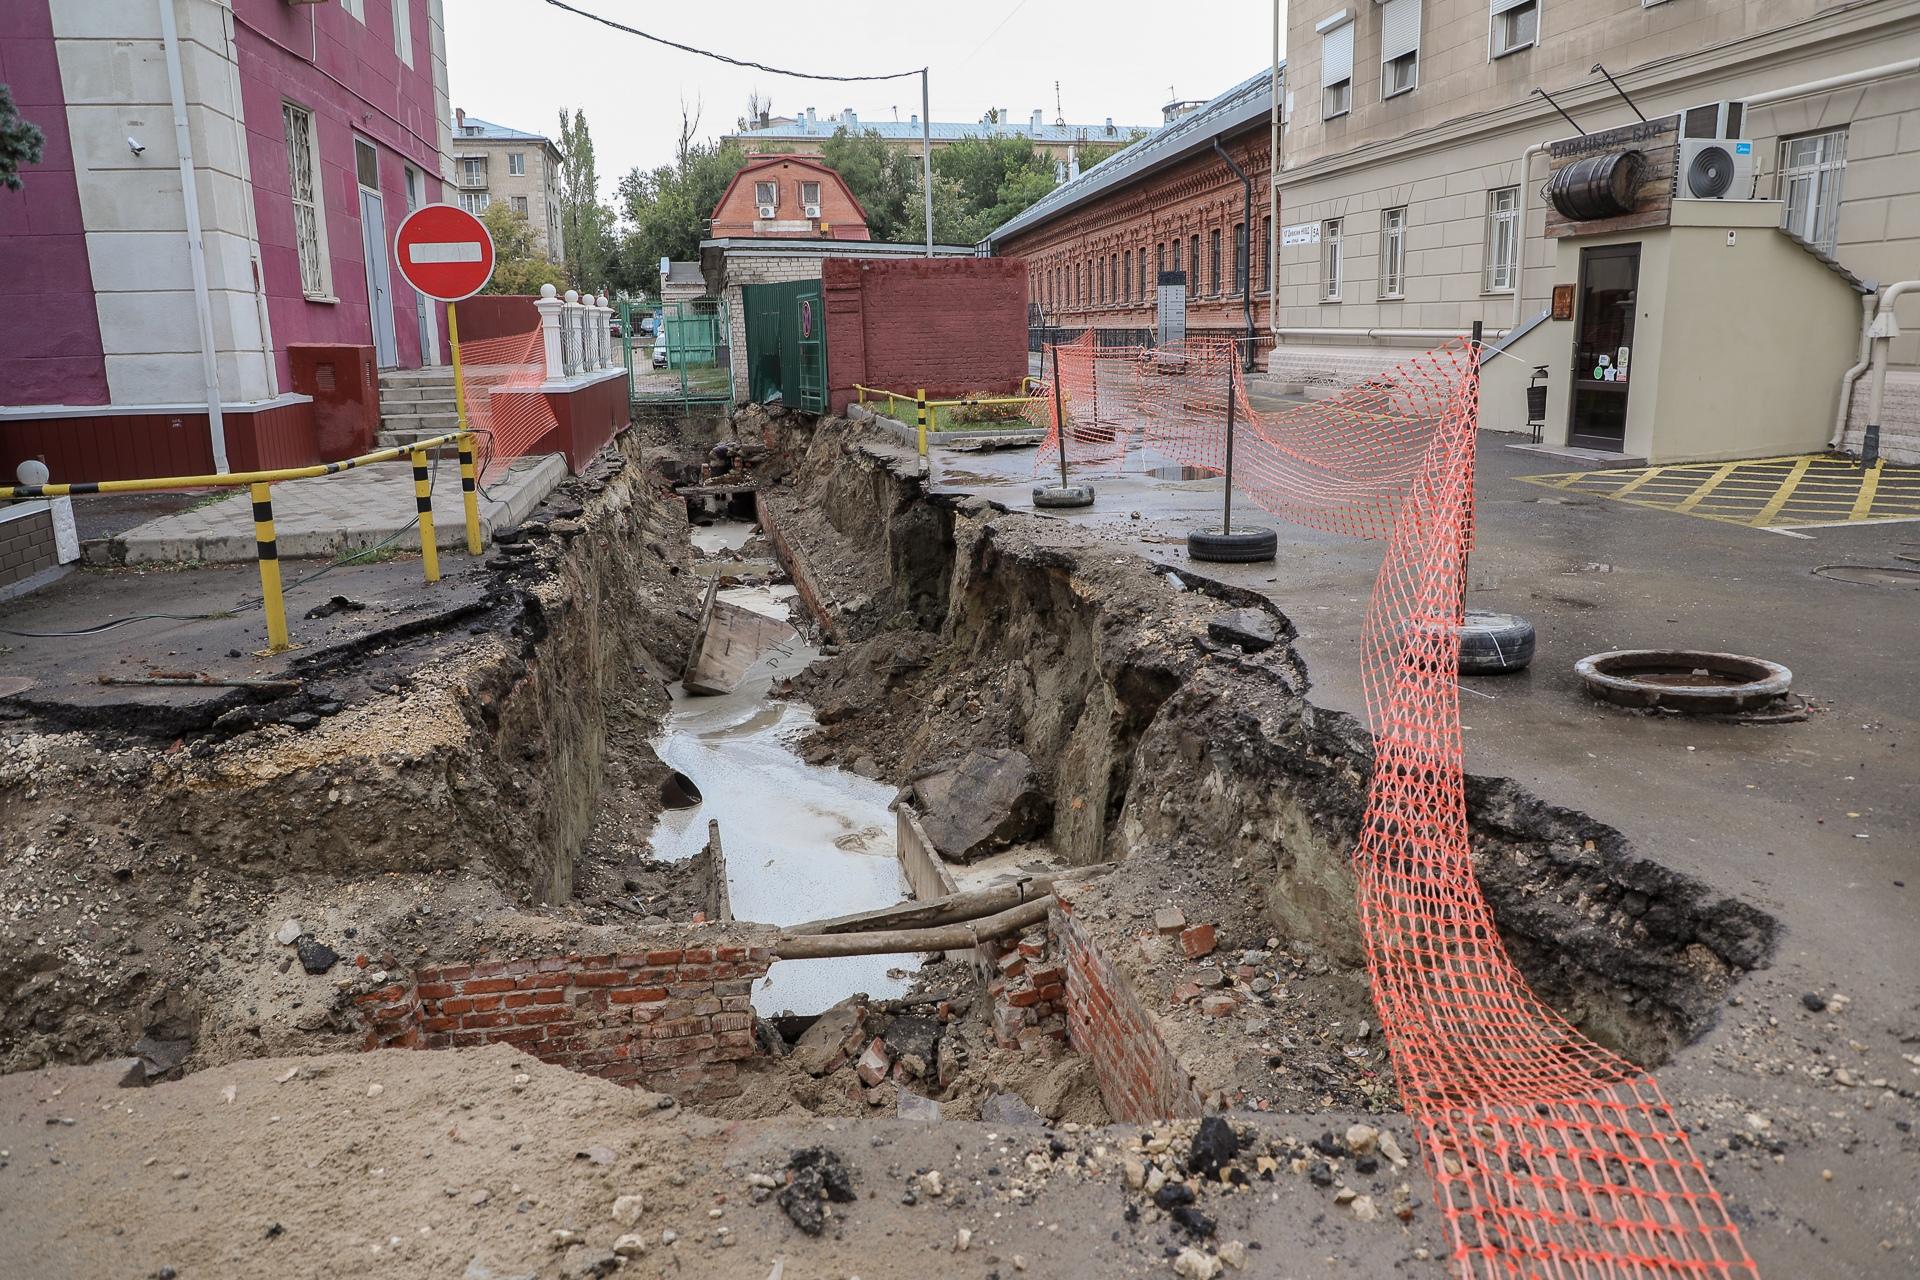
[377,366,461,456]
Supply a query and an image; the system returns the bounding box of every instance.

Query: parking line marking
[1850,460,1885,521]
[1609,467,1669,498]
[1674,463,1741,513]
[1750,457,1813,526]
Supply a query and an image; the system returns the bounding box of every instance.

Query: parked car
[652,330,669,368]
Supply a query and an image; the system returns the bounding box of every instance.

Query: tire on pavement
[1187,527,1279,562]
[1033,484,1096,509]
[1459,608,1535,674]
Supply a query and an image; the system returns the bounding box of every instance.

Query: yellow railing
[0,431,483,654]
[852,384,1043,458]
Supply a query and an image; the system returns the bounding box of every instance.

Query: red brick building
[711,156,871,240]
[985,72,1277,355]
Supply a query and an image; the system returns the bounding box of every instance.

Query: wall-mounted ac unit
[1677,100,1754,200]
[803,203,822,219]
[758,204,777,218]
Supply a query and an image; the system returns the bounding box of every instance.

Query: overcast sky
[445,0,1283,211]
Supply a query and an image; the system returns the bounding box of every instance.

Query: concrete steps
[377,367,463,455]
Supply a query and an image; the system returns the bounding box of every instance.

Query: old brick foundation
[355,939,773,1105]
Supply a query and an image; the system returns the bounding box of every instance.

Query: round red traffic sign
[393,203,495,302]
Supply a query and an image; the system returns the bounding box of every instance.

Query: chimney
[759,110,769,127]
[805,107,816,124]
[910,113,919,126]
[1067,145,1080,181]
[1105,117,1115,135]
[1031,109,1043,129]
[455,107,466,130]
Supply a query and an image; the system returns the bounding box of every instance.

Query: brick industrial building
[984,71,1279,355]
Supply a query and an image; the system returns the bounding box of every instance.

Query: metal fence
[622,297,733,411]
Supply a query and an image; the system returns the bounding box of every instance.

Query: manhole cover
[1575,649,1793,713]
[1813,564,1920,589]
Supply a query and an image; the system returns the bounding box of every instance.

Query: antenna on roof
[1054,81,1064,127]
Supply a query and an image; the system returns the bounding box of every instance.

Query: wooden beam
[773,896,1055,960]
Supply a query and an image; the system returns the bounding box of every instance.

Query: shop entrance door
[1568,244,1639,451]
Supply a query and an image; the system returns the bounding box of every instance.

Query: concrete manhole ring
[1575,649,1793,713]
[1812,564,1920,589]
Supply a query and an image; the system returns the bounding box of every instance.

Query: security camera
[128,137,146,155]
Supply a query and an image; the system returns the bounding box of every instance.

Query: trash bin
[1526,366,1548,443]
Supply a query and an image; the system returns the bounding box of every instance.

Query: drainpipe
[159,0,229,472]
[1743,58,1920,108]
[1859,280,1920,464]
[1212,138,1256,369]
[1512,141,1550,334]
[1830,292,1880,451]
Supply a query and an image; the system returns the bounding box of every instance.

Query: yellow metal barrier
[0,430,481,653]
[853,384,1042,441]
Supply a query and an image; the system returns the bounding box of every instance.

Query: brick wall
[823,257,1030,413]
[1053,893,1206,1122]
[0,508,60,592]
[983,930,1070,1052]
[355,941,773,1105]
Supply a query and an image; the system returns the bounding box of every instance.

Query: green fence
[622,297,731,410]
[742,279,827,413]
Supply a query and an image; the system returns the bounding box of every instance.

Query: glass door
[1568,243,1639,451]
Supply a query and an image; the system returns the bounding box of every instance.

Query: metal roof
[984,69,1280,247]
[452,115,551,144]
[726,114,1156,147]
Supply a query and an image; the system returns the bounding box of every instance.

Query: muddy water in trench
[645,554,918,1016]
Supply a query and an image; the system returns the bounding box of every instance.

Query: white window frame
[1380,0,1422,99]
[508,152,526,176]
[392,0,413,66]
[800,180,822,206]
[1379,206,1407,299]
[1490,0,1538,58]
[1318,12,1355,120]
[1484,187,1520,293]
[460,156,485,188]
[511,195,529,217]
[340,0,365,21]
[754,180,778,209]
[282,102,333,301]
[1322,217,1344,301]
[457,191,492,214]
[1778,129,1847,255]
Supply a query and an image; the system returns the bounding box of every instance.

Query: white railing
[535,283,618,383]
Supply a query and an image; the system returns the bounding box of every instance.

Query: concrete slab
[82,453,567,565]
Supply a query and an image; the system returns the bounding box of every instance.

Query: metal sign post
[1052,344,1069,490]
[1221,351,1237,535]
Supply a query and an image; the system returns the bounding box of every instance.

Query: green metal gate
[742,279,827,413]
[621,296,731,411]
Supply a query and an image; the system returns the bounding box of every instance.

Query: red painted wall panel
[823,257,1030,414]
[2,404,321,484]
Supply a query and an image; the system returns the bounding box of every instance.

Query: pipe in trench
[773,896,1055,960]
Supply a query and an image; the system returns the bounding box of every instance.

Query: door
[1567,243,1639,451]
[742,280,827,411]
[356,140,399,368]
[403,165,439,365]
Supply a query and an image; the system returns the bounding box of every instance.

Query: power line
[541,0,922,82]
[959,0,1033,66]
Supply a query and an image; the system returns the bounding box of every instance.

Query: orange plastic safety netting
[452,327,559,482]
[1030,337,1758,1278]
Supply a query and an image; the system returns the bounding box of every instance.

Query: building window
[1208,228,1222,294]
[354,138,380,191]
[1381,0,1421,97]
[457,192,492,214]
[1779,129,1847,254]
[1379,206,1407,298]
[1171,239,1181,280]
[508,152,525,176]
[393,0,413,66]
[340,0,364,20]
[1189,235,1201,291]
[1261,215,1272,292]
[512,195,529,217]
[755,180,777,209]
[801,180,822,208]
[1323,218,1343,300]
[1319,15,1354,119]
[460,156,485,187]
[1157,242,1167,281]
[1231,222,1247,294]
[1484,187,1519,292]
[282,103,330,300]
[1490,0,1537,57]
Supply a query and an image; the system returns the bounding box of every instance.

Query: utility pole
[921,68,934,256]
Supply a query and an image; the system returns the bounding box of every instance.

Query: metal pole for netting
[1052,344,1069,490]
[1462,320,1483,625]
[921,69,934,258]
[1221,346,1237,535]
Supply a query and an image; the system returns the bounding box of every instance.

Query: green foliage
[612,140,749,294]
[479,202,567,296]
[556,108,615,291]
[819,127,913,242]
[0,83,46,193]
[823,127,1061,245]
[1079,131,1149,173]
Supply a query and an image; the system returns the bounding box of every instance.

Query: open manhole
[659,770,704,810]
[1575,649,1792,713]
[1813,564,1920,589]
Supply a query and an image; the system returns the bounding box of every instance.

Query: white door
[356,140,399,368]
[403,165,440,365]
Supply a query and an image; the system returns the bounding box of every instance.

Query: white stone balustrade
[531,283,620,386]
[535,283,566,382]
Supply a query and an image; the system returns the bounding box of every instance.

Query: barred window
[282,103,330,299]
[1379,206,1407,298]
[1484,187,1519,292]
[1323,217,1343,300]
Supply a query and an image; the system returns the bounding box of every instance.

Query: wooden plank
[682,577,798,695]
[1544,115,1680,240]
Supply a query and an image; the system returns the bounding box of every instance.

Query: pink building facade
[0,0,455,484]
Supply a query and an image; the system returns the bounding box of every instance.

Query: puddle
[690,520,759,555]
[646,586,917,1016]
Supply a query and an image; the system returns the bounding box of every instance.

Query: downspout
[220,5,278,399]
[1212,138,1256,369]
[1269,0,1282,350]
[159,0,229,472]
[1858,281,1920,464]
[1829,292,1879,450]
[1512,141,1550,334]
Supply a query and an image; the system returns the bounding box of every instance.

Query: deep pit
[0,411,1777,1130]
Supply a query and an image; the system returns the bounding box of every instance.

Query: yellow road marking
[1608,467,1671,498]
[1850,460,1885,521]
[1750,457,1813,526]
[1674,463,1742,513]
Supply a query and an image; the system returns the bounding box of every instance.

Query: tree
[934,135,1057,230]
[0,83,46,192]
[611,125,749,295]
[819,127,914,242]
[1079,130,1149,173]
[478,202,567,295]
[556,108,615,290]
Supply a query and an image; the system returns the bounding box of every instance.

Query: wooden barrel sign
[1547,150,1649,222]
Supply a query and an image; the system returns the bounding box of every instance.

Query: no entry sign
[394,203,495,302]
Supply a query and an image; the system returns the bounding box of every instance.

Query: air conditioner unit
[803,203,822,219]
[1677,100,1755,200]
[758,204,778,219]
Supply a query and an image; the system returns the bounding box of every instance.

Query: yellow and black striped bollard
[456,433,482,555]
[916,388,929,460]
[249,481,291,652]
[412,447,439,582]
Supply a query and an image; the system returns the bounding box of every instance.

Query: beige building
[1269,0,1920,462]
[450,110,565,263]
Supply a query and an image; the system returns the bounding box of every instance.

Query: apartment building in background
[725,105,1157,169]
[2,0,455,510]
[450,109,564,263]
[1272,0,1920,462]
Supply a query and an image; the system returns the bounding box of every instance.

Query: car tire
[1033,484,1096,509]
[1187,528,1279,562]
[1458,609,1535,674]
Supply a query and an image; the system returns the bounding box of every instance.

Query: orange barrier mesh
[1032,338,1758,1278]
[452,327,559,481]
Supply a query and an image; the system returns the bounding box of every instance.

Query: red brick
[504,992,536,1009]
[570,970,625,987]
[440,997,474,1015]
[414,983,455,1000]
[1179,924,1217,959]
[1006,985,1043,1009]
[462,1011,513,1029]
[610,986,669,1005]
[514,1007,570,1026]
[645,949,682,966]
[461,977,515,994]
